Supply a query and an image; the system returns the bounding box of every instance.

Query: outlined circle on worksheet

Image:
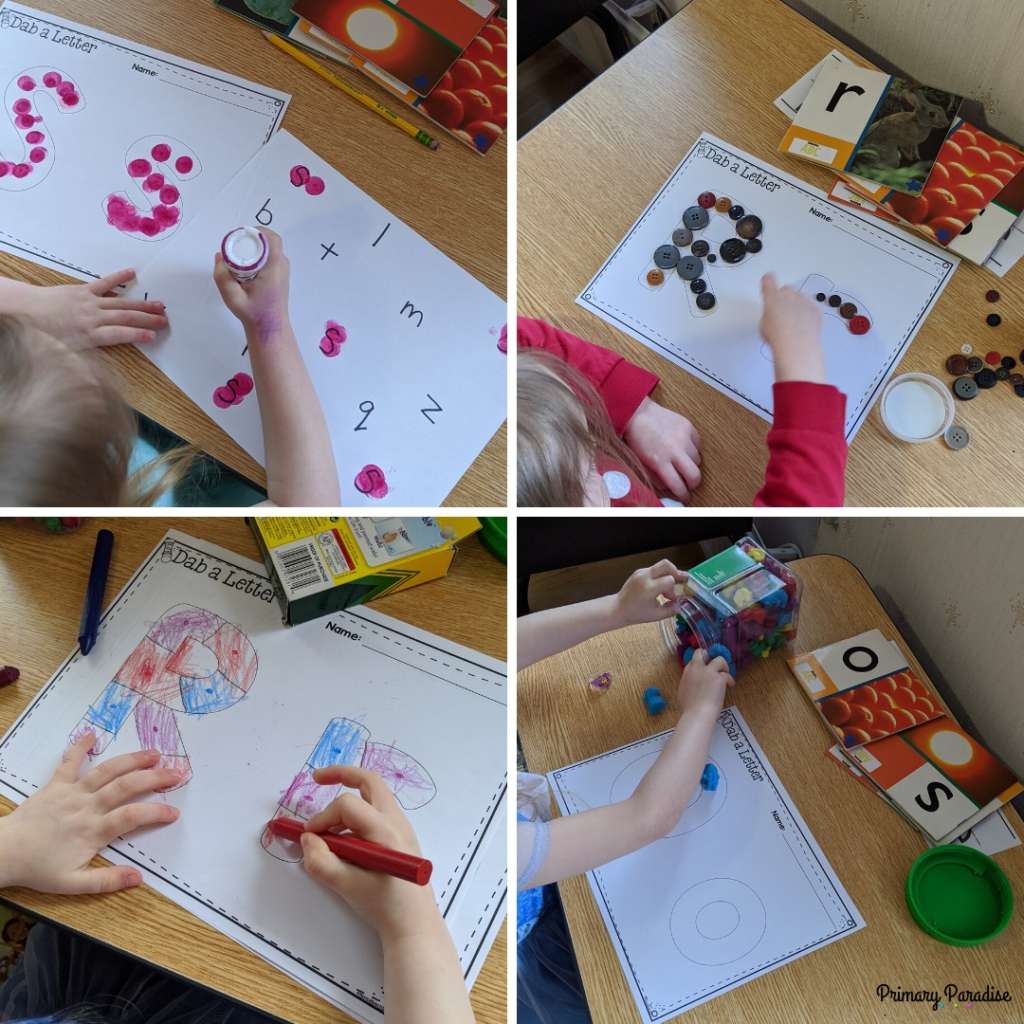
[609,753,727,837]
[670,878,767,965]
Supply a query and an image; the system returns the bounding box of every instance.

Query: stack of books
[788,629,1022,853]
[217,0,507,154]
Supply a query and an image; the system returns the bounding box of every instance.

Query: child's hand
[623,398,702,501]
[677,649,734,717]
[15,269,167,348]
[614,559,688,626]
[300,766,439,946]
[213,228,291,341]
[0,732,181,894]
[759,273,826,384]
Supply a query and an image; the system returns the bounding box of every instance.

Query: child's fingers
[708,656,729,674]
[760,272,778,300]
[94,766,184,811]
[58,865,143,895]
[81,749,162,793]
[313,764,399,812]
[101,800,179,843]
[673,453,702,492]
[90,268,137,295]
[301,831,360,893]
[53,731,96,782]
[92,325,157,346]
[100,309,168,331]
[98,297,166,314]
[647,558,681,580]
[306,793,394,847]
[212,253,247,305]
[654,460,689,501]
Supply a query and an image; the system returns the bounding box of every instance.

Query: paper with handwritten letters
[0,530,507,1024]
[134,129,507,505]
[0,2,289,278]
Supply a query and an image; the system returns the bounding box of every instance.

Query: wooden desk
[517,0,1024,506]
[0,1,506,506]
[518,554,1024,1023]
[0,517,506,1024]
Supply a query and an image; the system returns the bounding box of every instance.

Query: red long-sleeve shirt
[518,317,847,507]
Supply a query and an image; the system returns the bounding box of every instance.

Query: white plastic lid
[222,226,267,271]
[880,373,954,443]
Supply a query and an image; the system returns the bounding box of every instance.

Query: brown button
[646,268,664,285]
[735,214,762,239]
[1011,373,1024,386]
[839,302,857,319]
[967,355,984,373]
[715,196,732,213]
[945,354,969,376]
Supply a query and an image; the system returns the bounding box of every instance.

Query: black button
[720,238,746,263]
[696,292,716,310]
[1011,373,1024,386]
[815,292,826,302]
[1002,355,1017,369]
[996,366,1010,380]
[986,313,1002,327]
[707,253,717,263]
[745,238,763,253]
[953,376,978,400]
[975,368,998,388]
[967,356,984,372]
[728,204,744,220]
[691,239,710,257]
[690,278,707,294]
[654,244,679,269]
[1016,384,1024,397]
[828,294,842,307]
[735,214,761,238]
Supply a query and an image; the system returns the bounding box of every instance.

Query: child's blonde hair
[0,315,192,505]
[517,349,653,506]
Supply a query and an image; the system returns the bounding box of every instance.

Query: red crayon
[267,816,432,886]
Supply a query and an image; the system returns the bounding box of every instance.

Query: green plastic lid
[905,845,1013,946]
[477,517,506,563]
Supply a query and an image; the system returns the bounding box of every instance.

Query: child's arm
[0,269,168,347]
[518,560,687,669]
[299,766,473,1024]
[520,651,732,888]
[214,230,340,507]
[755,274,847,507]
[0,732,181,894]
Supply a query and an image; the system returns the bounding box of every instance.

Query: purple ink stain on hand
[354,465,388,499]
[305,176,325,196]
[289,164,310,187]
[151,142,171,162]
[319,320,347,357]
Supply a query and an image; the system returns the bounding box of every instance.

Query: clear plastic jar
[660,534,801,675]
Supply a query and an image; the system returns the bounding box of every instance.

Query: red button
[848,315,870,335]
[986,289,1000,302]
[698,191,716,208]
[985,350,1001,365]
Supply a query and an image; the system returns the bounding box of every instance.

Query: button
[677,254,703,280]
[654,244,680,269]
[696,292,716,310]
[691,239,710,257]
[715,196,732,213]
[745,238,763,253]
[996,366,1010,380]
[707,253,717,263]
[815,292,826,302]
[986,313,1001,327]
[944,424,969,450]
[986,289,1000,302]
[945,354,969,375]
[720,238,746,263]
[975,368,997,388]
[839,301,858,319]
[672,226,693,247]
[690,278,707,294]
[1016,384,1024,398]
[683,205,710,230]
[967,356,984,372]
[953,376,978,400]
[828,294,842,307]
[728,204,745,220]
[646,268,664,285]
[698,191,716,208]
[1011,373,1024,386]
[960,343,973,355]
[848,315,870,335]
[1002,355,1017,370]
[985,350,1001,365]
[735,214,762,239]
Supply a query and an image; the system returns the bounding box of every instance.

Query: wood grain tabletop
[517,0,1024,507]
[0,1,506,506]
[518,553,1024,1022]
[0,516,507,1023]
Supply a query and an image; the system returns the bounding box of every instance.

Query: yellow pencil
[262,31,439,151]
